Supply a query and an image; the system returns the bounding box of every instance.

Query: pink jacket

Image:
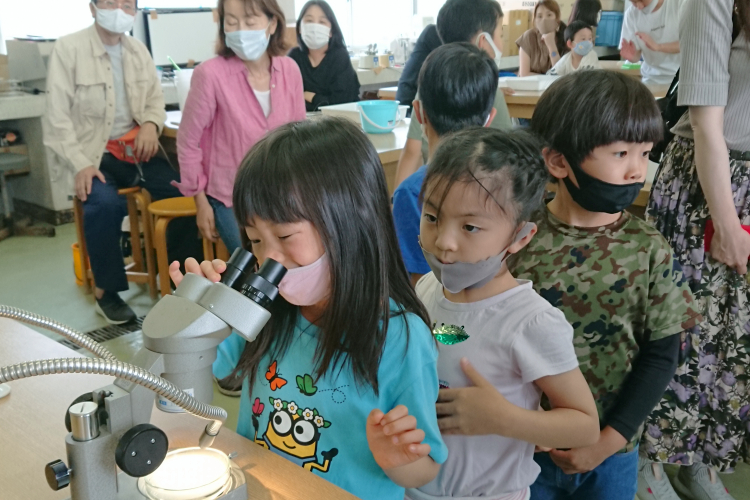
[175,55,306,207]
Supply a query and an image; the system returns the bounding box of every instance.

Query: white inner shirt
[620,0,683,84]
[104,43,136,140]
[253,89,271,118]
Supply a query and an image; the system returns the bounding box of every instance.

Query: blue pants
[84,153,201,292]
[207,196,242,255]
[531,449,638,500]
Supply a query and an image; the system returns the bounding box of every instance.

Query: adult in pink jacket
[176,0,306,253]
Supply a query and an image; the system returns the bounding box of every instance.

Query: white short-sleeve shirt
[620,0,684,84]
[411,274,579,498]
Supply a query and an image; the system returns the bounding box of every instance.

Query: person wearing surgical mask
[43,0,201,325]
[395,0,514,191]
[518,0,569,76]
[175,0,306,261]
[288,0,359,112]
[548,21,601,76]
[620,0,682,85]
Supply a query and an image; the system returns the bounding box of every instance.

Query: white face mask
[225,29,270,61]
[301,22,331,50]
[476,32,503,66]
[93,3,135,34]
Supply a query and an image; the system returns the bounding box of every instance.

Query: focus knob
[45,459,70,491]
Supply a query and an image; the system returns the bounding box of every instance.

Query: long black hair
[296,0,346,52]
[230,116,430,395]
[569,0,602,27]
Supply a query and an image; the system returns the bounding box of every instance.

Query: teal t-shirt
[213,299,448,500]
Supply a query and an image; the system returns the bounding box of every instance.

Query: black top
[396,24,443,112]
[288,45,360,112]
[603,333,680,441]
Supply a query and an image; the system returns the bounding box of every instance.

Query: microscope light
[139,447,231,500]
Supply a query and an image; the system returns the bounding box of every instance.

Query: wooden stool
[73,187,158,298]
[148,197,230,296]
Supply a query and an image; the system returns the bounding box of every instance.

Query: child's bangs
[606,84,664,146]
[233,143,309,227]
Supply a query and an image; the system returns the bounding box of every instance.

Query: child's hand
[635,32,659,52]
[366,406,432,471]
[436,358,515,436]
[168,258,227,288]
[621,39,638,61]
[548,427,626,474]
[500,87,515,96]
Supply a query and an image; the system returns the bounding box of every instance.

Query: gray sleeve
[677,0,734,107]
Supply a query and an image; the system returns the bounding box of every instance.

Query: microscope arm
[0,305,117,361]
[0,356,226,447]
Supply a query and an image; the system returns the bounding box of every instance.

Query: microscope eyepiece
[221,248,257,288]
[235,259,287,310]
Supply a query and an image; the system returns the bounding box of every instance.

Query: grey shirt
[104,43,136,140]
[671,0,750,151]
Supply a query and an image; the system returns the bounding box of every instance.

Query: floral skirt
[642,137,750,472]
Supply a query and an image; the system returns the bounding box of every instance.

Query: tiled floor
[1,223,750,499]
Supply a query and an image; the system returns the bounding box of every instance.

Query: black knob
[45,459,70,491]
[115,423,169,478]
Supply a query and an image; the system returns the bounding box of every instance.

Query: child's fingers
[169,261,185,287]
[200,259,223,282]
[211,259,227,273]
[391,428,425,446]
[367,409,385,427]
[437,388,458,403]
[437,416,459,432]
[435,402,455,417]
[380,405,409,424]
[382,415,417,437]
[184,257,203,276]
[405,443,431,459]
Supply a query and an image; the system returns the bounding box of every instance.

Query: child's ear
[542,147,570,181]
[507,223,537,255]
[567,40,574,50]
[412,100,424,125]
[484,108,498,128]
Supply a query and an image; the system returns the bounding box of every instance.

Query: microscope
[0,249,286,500]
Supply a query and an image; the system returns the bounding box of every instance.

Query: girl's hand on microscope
[169,258,227,287]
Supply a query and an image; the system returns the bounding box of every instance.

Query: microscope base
[65,460,248,500]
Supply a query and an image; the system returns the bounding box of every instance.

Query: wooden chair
[73,187,158,299]
[148,197,230,297]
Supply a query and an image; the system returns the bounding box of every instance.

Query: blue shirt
[393,165,430,275]
[213,299,448,500]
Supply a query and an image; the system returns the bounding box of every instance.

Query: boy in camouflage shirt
[509,71,701,500]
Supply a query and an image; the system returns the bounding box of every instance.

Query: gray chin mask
[420,222,535,294]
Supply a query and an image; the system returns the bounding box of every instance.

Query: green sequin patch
[433,324,469,345]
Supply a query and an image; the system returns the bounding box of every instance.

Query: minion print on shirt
[250,362,339,474]
[216,300,448,500]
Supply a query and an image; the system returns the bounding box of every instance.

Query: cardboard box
[600,0,626,11]
[0,55,8,80]
[284,24,298,50]
[499,0,536,13]
[557,0,576,22]
[502,27,515,56]
[504,9,531,56]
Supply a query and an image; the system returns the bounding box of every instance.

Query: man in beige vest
[44,0,197,324]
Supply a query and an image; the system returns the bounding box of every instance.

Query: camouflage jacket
[510,208,701,443]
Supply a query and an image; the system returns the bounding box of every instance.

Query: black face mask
[563,159,644,214]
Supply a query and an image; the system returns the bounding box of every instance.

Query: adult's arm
[679,0,750,272]
[42,41,93,172]
[174,65,216,198]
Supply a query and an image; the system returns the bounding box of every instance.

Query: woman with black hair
[288,0,360,111]
[568,0,602,26]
